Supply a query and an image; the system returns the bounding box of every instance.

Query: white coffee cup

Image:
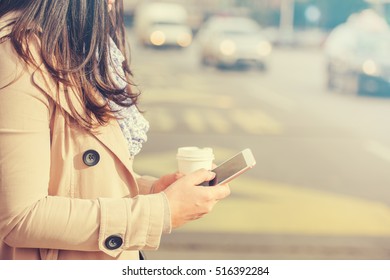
[176,147,214,175]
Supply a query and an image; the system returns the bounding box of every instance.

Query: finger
[159,173,181,186]
[187,168,216,185]
[175,172,185,180]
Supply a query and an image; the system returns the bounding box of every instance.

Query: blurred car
[196,16,272,70]
[324,9,390,96]
[133,2,192,48]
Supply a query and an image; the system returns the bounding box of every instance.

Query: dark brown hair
[0,0,139,129]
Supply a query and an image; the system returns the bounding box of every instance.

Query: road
[126,29,390,259]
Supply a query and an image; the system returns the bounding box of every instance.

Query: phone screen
[207,152,247,186]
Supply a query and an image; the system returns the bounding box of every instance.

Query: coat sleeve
[0,44,166,257]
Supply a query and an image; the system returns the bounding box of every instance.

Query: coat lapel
[31,67,134,175]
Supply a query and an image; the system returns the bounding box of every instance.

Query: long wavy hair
[0,0,139,129]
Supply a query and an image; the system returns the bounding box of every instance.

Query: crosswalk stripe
[147,107,283,135]
[231,109,282,134]
[143,88,235,109]
[146,108,176,132]
[206,110,231,133]
[184,109,207,133]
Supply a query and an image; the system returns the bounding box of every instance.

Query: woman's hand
[163,169,231,229]
[150,172,184,194]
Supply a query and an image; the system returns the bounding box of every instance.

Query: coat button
[82,150,100,166]
[104,235,123,250]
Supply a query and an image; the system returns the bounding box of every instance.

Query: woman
[0,0,230,260]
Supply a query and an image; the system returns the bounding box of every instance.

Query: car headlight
[150,31,166,46]
[257,41,272,56]
[362,59,379,76]
[219,40,236,56]
[177,33,192,47]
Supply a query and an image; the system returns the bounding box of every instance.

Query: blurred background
[123,0,390,259]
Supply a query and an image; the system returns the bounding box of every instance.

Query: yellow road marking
[134,148,390,237]
[181,176,390,236]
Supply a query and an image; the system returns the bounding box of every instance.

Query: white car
[324,9,390,96]
[196,16,272,70]
[134,2,193,48]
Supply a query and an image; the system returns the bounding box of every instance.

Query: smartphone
[201,148,256,186]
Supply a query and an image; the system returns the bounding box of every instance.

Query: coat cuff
[98,193,165,257]
[161,192,172,234]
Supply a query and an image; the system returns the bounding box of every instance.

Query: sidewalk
[145,232,390,260]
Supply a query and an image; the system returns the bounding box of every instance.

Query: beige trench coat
[0,13,167,260]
